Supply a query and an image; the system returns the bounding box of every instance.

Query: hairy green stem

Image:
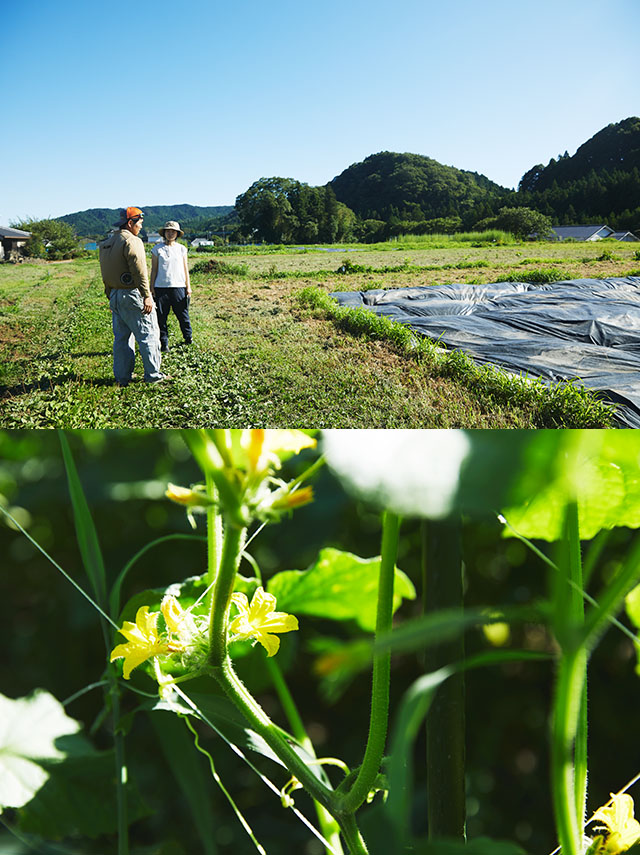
[208,523,246,665]
[551,648,587,855]
[337,814,369,855]
[204,471,223,609]
[551,501,587,855]
[341,511,400,814]
[208,520,334,810]
[565,503,588,832]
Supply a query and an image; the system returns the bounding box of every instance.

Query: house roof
[610,231,640,242]
[0,226,31,239]
[551,225,613,240]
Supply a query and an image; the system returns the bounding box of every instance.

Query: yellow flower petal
[110,606,169,680]
[593,794,640,853]
[228,587,298,657]
[241,430,316,474]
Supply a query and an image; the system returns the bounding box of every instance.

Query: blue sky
[2,0,638,224]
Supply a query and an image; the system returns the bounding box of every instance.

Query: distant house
[146,232,162,244]
[610,231,640,242]
[0,226,31,261]
[191,237,215,247]
[550,225,615,241]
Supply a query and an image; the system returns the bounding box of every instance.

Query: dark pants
[154,288,192,349]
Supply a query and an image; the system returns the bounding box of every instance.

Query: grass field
[1,239,638,428]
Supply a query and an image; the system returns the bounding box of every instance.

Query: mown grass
[1,240,635,428]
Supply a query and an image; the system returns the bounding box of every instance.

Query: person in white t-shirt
[150,221,192,352]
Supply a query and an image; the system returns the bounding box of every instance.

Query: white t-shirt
[152,241,187,288]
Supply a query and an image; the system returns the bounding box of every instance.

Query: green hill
[328,151,508,223]
[60,204,235,237]
[515,117,640,230]
[519,117,640,192]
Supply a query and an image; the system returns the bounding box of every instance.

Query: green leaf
[375,605,543,655]
[500,431,640,541]
[17,748,150,839]
[150,712,217,855]
[626,582,640,629]
[267,547,415,631]
[0,690,81,811]
[58,430,107,606]
[155,690,332,787]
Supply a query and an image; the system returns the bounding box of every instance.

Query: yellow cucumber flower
[229,587,299,657]
[241,429,316,475]
[161,594,198,640]
[110,606,170,680]
[592,793,640,853]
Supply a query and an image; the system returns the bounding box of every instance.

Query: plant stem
[551,648,587,855]
[338,814,370,855]
[341,511,400,814]
[111,683,129,855]
[422,515,466,842]
[208,518,334,810]
[208,522,245,666]
[551,501,587,855]
[204,471,222,610]
[565,503,588,832]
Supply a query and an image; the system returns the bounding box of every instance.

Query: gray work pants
[109,289,162,384]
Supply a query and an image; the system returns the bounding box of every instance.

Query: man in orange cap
[99,207,166,385]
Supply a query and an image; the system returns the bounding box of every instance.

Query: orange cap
[126,206,143,221]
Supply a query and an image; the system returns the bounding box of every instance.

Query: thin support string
[173,685,340,855]
[0,506,120,631]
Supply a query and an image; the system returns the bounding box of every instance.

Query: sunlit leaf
[500,431,640,541]
[0,690,80,810]
[267,547,416,631]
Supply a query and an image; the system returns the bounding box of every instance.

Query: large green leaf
[151,691,330,786]
[17,747,149,840]
[0,690,80,811]
[267,547,416,631]
[150,712,217,855]
[500,431,640,541]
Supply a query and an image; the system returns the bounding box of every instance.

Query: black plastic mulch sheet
[331,277,640,427]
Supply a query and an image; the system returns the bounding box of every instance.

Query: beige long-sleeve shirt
[99,229,151,299]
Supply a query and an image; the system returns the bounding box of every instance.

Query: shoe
[183,339,192,345]
[161,344,170,353]
[147,374,171,384]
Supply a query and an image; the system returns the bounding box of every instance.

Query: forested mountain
[329,151,508,224]
[514,118,640,230]
[57,118,640,243]
[60,205,235,237]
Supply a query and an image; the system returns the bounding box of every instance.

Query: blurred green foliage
[1,430,639,855]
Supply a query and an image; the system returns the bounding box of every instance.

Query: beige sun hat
[159,221,184,238]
